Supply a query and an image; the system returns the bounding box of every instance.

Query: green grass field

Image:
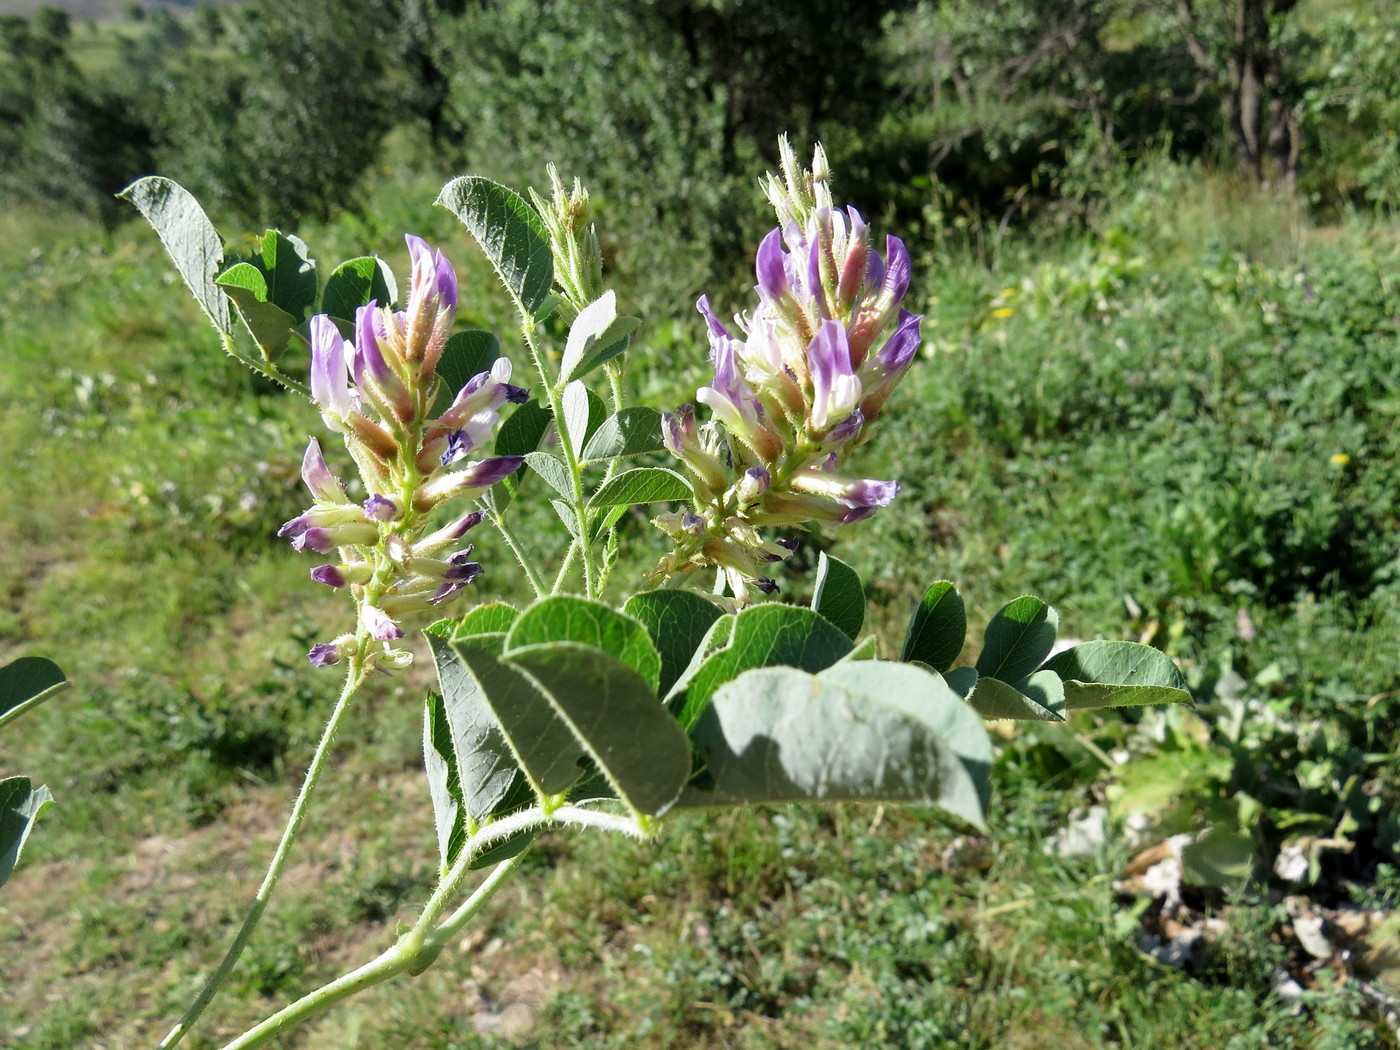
[1,160,1398,1048]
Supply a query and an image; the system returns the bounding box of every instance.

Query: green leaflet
[975,595,1058,684]
[901,581,966,672]
[581,407,666,462]
[436,176,554,320]
[119,175,231,335]
[1042,640,1192,710]
[559,291,641,384]
[623,590,725,697]
[671,603,852,728]
[589,468,692,507]
[0,656,67,731]
[505,595,661,693]
[677,662,991,828]
[320,255,397,322]
[0,777,54,889]
[503,643,689,818]
[449,634,585,799]
[812,552,865,640]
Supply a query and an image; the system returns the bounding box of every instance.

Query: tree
[1176,0,1301,187]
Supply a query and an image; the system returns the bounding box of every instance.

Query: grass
[1,160,1398,1048]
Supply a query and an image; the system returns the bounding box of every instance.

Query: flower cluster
[279,236,527,667]
[654,141,922,600]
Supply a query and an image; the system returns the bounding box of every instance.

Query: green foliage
[0,656,66,889]
[435,175,555,321]
[153,0,400,225]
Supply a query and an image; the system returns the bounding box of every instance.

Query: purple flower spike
[299,438,345,503]
[308,642,342,667]
[363,494,397,521]
[309,315,354,422]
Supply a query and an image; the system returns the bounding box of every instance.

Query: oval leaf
[812,551,865,640]
[560,291,640,384]
[495,398,553,458]
[0,656,68,730]
[321,255,397,321]
[901,581,965,672]
[456,603,520,637]
[449,635,585,798]
[975,596,1058,684]
[119,176,230,334]
[247,229,317,320]
[673,604,853,728]
[1041,641,1192,710]
[0,777,54,889]
[504,643,690,817]
[589,467,693,508]
[217,263,298,360]
[426,633,526,823]
[436,176,553,320]
[581,407,666,463]
[524,451,574,500]
[623,590,725,697]
[677,664,990,828]
[423,693,467,870]
[966,673,1066,722]
[505,595,661,693]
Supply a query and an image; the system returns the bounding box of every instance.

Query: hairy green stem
[485,501,548,598]
[158,648,370,1050]
[221,332,309,397]
[551,542,580,595]
[214,805,643,1050]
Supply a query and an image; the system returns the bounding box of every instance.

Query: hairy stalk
[220,332,310,397]
[157,647,370,1050]
[484,501,548,597]
[521,317,598,597]
[551,542,580,595]
[215,806,644,1050]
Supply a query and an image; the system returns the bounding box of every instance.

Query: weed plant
[1,160,1397,1046]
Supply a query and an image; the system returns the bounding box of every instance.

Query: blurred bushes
[3,0,1397,285]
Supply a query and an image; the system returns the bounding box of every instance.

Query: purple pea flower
[299,438,346,503]
[308,642,342,667]
[363,604,404,641]
[353,303,414,422]
[415,454,526,508]
[806,320,862,432]
[363,494,397,521]
[406,234,458,312]
[414,510,484,557]
[309,315,355,425]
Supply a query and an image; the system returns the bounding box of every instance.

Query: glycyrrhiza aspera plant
[120,138,1191,1048]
